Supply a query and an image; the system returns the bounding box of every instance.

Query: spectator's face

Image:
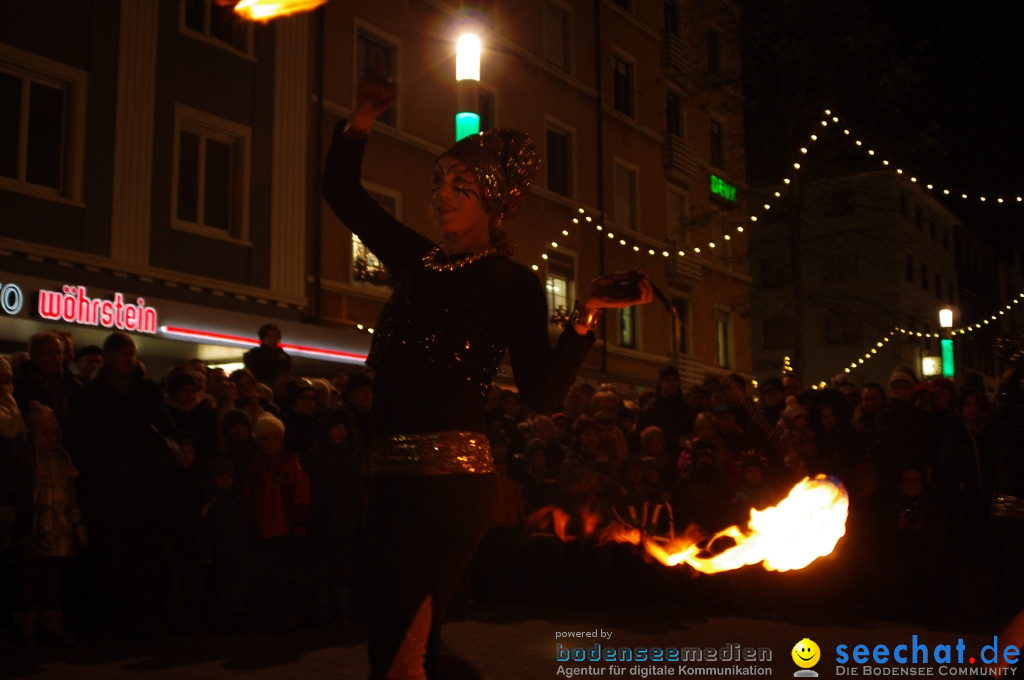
[262,329,281,346]
[860,387,884,413]
[33,337,64,377]
[900,469,924,497]
[104,344,137,378]
[659,374,680,399]
[214,473,234,491]
[715,412,737,433]
[76,354,103,380]
[172,385,198,408]
[578,429,601,451]
[819,406,836,431]
[643,435,665,455]
[329,422,348,444]
[889,380,914,402]
[502,396,522,419]
[258,430,284,455]
[760,386,783,405]
[743,465,763,486]
[960,394,981,421]
[228,422,251,442]
[293,389,318,416]
[532,419,555,442]
[930,388,952,412]
[349,386,373,413]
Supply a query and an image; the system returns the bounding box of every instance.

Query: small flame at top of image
[232,0,328,22]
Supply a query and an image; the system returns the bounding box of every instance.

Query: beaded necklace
[421,244,498,273]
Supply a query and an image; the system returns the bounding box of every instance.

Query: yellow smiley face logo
[792,638,821,669]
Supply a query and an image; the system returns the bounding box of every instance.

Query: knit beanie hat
[641,426,665,446]
[781,395,807,422]
[888,370,917,388]
[253,413,285,440]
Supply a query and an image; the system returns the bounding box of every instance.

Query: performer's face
[431,157,490,242]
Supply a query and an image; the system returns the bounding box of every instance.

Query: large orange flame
[530,475,849,574]
[233,0,327,21]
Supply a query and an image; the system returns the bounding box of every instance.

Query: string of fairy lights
[348,107,1024,373]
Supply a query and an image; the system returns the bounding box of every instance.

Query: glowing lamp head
[456,33,481,81]
[939,307,953,328]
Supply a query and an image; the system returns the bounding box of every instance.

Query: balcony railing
[663,134,701,182]
[663,35,696,82]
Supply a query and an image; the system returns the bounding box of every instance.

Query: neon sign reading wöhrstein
[37,285,159,334]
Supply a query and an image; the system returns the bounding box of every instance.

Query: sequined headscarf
[439,128,540,227]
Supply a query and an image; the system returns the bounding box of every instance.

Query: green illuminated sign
[941,338,954,378]
[455,112,480,141]
[710,174,737,203]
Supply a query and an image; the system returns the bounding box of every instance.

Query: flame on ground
[530,475,849,574]
[233,0,328,21]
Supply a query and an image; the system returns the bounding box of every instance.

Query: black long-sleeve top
[322,121,594,437]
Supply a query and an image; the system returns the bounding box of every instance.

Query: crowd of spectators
[1,325,1022,647]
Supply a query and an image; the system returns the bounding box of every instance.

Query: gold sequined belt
[370,431,494,475]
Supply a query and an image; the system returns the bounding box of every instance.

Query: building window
[546,124,572,197]
[947,281,954,303]
[920,263,929,292]
[823,253,859,282]
[612,54,633,117]
[352,189,396,287]
[182,0,252,54]
[763,319,796,350]
[666,90,682,137]
[943,228,950,251]
[825,314,862,344]
[545,250,575,324]
[543,0,571,72]
[709,118,725,169]
[0,45,86,201]
[934,273,942,298]
[760,257,791,288]
[707,29,721,76]
[609,0,632,11]
[905,254,914,283]
[667,187,688,243]
[357,28,397,126]
[614,162,637,230]
[664,0,680,37]
[173,106,250,241]
[672,295,690,355]
[715,310,731,369]
[618,306,637,349]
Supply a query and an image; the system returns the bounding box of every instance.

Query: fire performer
[322,76,652,680]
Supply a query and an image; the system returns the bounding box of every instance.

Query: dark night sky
[742,0,1024,246]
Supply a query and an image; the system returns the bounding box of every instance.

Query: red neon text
[37,286,158,334]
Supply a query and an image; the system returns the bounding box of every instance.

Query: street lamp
[939,307,954,379]
[455,32,481,141]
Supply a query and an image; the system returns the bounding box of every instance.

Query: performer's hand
[581,269,654,310]
[347,75,397,135]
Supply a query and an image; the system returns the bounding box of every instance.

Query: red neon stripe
[160,325,368,361]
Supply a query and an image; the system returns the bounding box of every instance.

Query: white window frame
[611,50,636,118]
[543,0,573,73]
[354,22,402,128]
[171,104,251,243]
[179,0,255,57]
[544,249,577,325]
[0,43,87,205]
[351,182,401,289]
[545,118,575,198]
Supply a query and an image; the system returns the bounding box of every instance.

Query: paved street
[1,597,1010,680]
